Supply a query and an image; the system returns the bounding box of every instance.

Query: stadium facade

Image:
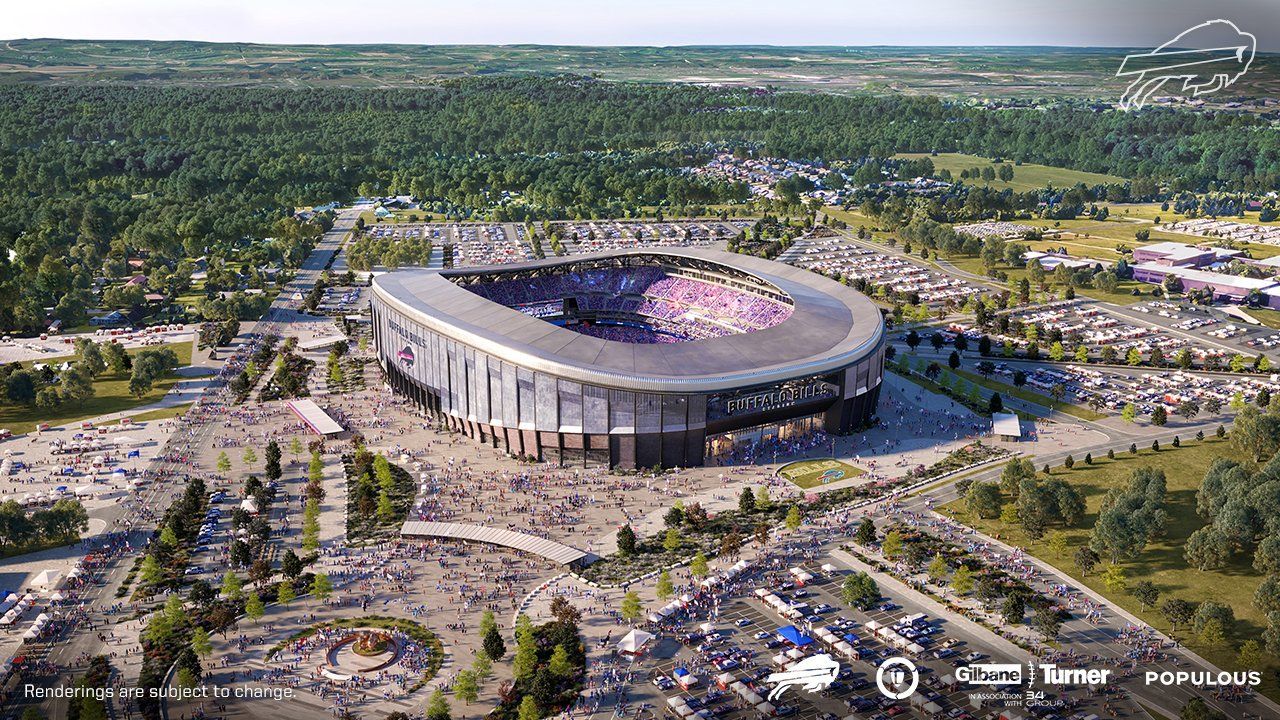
[371,248,884,468]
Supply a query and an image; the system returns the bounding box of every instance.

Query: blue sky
[8,1,1279,50]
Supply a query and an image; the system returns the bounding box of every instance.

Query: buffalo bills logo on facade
[397,346,415,368]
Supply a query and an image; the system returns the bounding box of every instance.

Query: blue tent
[843,633,860,645]
[777,625,814,646]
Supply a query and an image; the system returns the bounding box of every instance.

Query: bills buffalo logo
[397,346,415,368]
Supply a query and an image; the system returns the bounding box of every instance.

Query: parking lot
[634,558,1116,720]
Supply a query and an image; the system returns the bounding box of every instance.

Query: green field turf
[896,152,1124,192]
[777,458,866,489]
[0,341,193,436]
[940,438,1280,700]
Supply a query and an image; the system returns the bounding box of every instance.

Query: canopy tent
[777,625,814,647]
[616,629,654,654]
[30,569,61,589]
[992,412,1023,440]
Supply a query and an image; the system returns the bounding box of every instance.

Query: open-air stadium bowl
[371,247,885,469]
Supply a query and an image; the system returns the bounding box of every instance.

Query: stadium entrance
[705,413,825,463]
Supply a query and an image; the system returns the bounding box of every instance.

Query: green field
[0,341,193,436]
[777,458,866,489]
[11,41,1280,99]
[940,438,1280,698]
[896,153,1124,192]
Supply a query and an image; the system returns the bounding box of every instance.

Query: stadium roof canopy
[400,521,592,566]
[373,248,883,393]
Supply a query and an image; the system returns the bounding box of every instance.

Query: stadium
[370,248,885,468]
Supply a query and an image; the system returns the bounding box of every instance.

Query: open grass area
[1244,308,1280,330]
[777,458,866,489]
[895,152,1123,192]
[940,438,1280,698]
[941,255,1149,306]
[0,342,193,436]
[952,367,1106,421]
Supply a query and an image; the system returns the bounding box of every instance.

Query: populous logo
[875,657,920,700]
[765,654,840,701]
[397,345,415,368]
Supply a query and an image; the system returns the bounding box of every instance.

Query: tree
[310,572,332,602]
[282,549,303,580]
[663,528,681,553]
[426,689,451,720]
[244,591,265,623]
[905,330,921,352]
[517,696,540,720]
[513,633,538,681]
[738,486,756,513]
[690,552,709,578]
[1032,606,1062,641]
[855,517,876,545]
[841,571,880,610]
[1131,580,1160,612]
[189,625,212,661]
[276,581,296,606]
[472,651,492,679]
[216,451,231,474]
[1101,564,1127,593]
[482,625,506,661]
[1001,593,1025,624]
[1238,639,1264,671]
[1121,403,1137,423]
[966,481,1003,519]
[785,505,802,532]
[620,590,643,623]
[927,553,950,583]
[1180,697,1227,720]
[1162,598,1195,634]
[220,571,243,601]
[549,596,581,626]
[882,529,903,558]
[242,447,258,466]
[616,525,637,556]
[548,644,575,677]
[951,565,975,595]
[656,570,674,601]
[754,485,771,511]
[454,669,479,704]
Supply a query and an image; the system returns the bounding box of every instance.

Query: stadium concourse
[371,248,886,469]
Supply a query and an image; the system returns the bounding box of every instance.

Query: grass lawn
[125,402,194,424]
[942,255,1149,306]
[952,367,1106,421]
[777,458,866,489]
[895,152,1123,192]
[1244,308,1280,330]
[0,342,193,436]
[940,438,1280,699]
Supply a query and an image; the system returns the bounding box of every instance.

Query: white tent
[31,569,61,589]
[616,628,654,654]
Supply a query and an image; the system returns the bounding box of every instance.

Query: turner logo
[957,663,1022,686]
[764,654,840,700]
[397,345,415,368]
[1116,19,1257,110]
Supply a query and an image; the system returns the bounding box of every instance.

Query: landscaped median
[576,442,1011,587]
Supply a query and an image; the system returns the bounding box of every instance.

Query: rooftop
[372,248,884,393]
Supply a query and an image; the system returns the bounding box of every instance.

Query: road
[16,211,355,719]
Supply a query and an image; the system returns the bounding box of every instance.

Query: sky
[6,0,1280,50]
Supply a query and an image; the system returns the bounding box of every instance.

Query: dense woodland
[2,76,1279,332]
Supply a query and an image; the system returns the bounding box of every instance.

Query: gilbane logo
[956,663,1023,686]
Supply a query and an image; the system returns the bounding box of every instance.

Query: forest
[1,76,1278,332]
